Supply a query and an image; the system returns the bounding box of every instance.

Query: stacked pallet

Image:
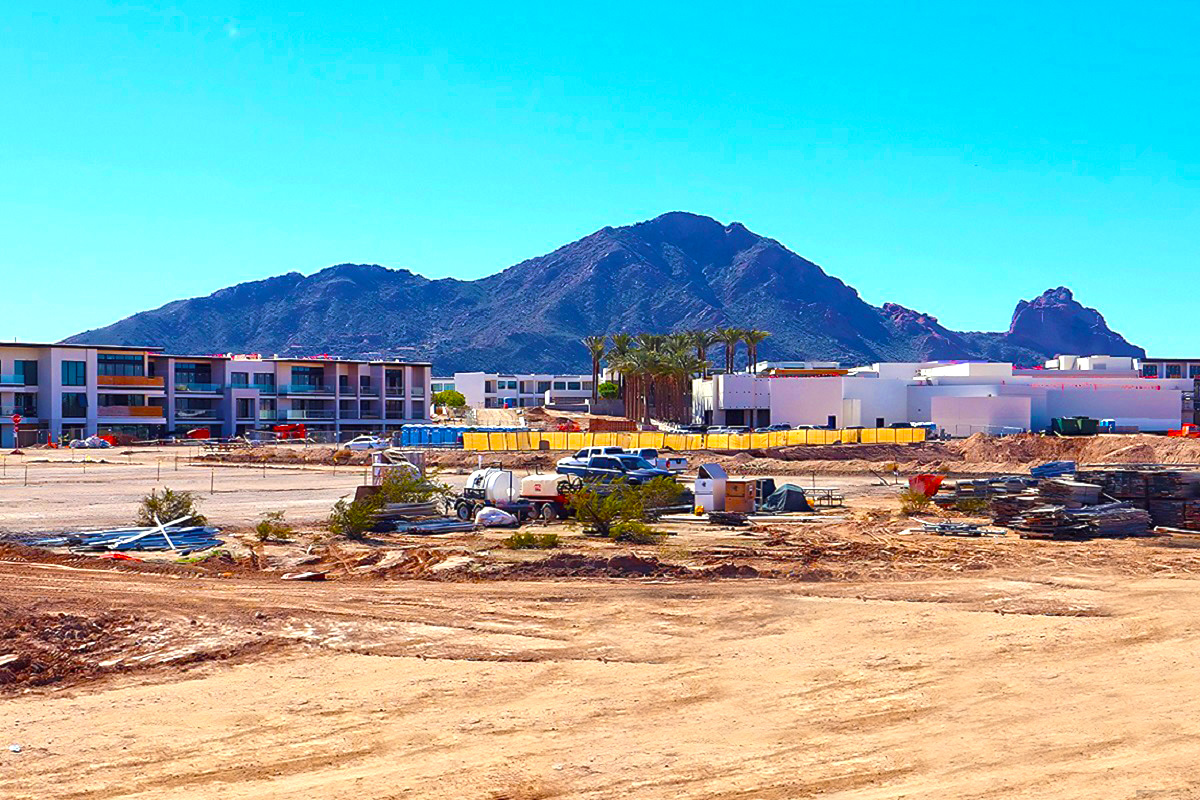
[1038,479,1102,507]
[1013,502,1151,540]
[990,493,1042,525]
[1076,467,1200,530]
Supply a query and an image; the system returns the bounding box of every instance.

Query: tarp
[760,484,813,513]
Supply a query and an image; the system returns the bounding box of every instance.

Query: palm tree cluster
[581,328,770,426]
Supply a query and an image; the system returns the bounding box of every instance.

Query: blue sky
[2,2,1197,352]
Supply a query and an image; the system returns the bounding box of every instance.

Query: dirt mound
[0,612,140,691]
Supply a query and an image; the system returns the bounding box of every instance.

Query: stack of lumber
[990,492,1042,525]
[1038,479,1102,508]
[374,502,440,522]
[1013,502,1151,540]
[1076,467,1200,530]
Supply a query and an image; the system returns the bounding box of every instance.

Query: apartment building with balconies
[452,372,594,409]
[0,343,432,446]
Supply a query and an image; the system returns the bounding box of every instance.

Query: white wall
[931,395,1032,436]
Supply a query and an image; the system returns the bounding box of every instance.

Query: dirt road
[4,558,1200,799]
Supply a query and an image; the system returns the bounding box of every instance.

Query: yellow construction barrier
[459,427,926,451]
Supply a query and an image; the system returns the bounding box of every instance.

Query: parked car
[344,434,390,451]
[754,424,792,433]
[555,454,671,485]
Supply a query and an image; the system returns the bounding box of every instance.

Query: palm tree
[687,330,715,377]
[717,327,744,373]
[742,329,771,374]
[582,335,606,402]
[608,332,633,403]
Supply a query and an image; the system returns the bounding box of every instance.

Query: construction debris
[1038,479,1102,507]
[1013,502,1152,540]
[31,524,223,554]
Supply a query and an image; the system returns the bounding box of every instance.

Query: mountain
[65,212,1144,372]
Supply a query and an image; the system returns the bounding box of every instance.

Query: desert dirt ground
[6,443,1200,799]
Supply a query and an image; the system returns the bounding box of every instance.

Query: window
[14,394,36,416]
[99,394,145,407]
[537,381,551,393]
[582,382,592,390]
[258,399,276,412]
[386,370,405,394]
[593,457,620,470]
[338,375,350,391]
[291,366,325,388]
[236,398,255,419]
[567,381,581,391]
[97,353,144,377]
[484,381,496,393]
[231,371,249,387]
[1167,364,1183,379]
[360,375,372,390]
[62,361,86,386]
[409,400,424,419]
[15,360,37,386]
[1142,364,1160,378]
[175,363,212,386]
[553,381,566,390]
[62,393,87,417]
[253,373,276,391]
[1191,365,1200,380]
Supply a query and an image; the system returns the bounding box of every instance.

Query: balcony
[174,409,219,422]
[278,384,334,395]
[98,375,164,388]
[97,406,164,418]
[285,409,335,420]
[0,375,27,386]
[257,410,280,420]
[175,382,222,393]
[1,407,38,419]
[385,386,405,397]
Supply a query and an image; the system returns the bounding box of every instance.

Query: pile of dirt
[0,612,140,691]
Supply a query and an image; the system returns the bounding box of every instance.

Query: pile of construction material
[31,519,223,555]
[1014,502,1152,540]
[1037,479,1102,507]
[1077,467,1200,531]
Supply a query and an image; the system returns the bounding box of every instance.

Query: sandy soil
[5,557,1200,799]
[7,439,1200,798]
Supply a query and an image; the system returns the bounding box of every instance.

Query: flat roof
[0,342,165,352]
[153,353,432,365]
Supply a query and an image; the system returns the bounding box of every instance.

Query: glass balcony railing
[385,386,405,396]
[1,407,38,418]
[175,382,222,393]
[0,375,27,385]
[285,409,335,420]
[98,406,164,418]
[279,384,334,395]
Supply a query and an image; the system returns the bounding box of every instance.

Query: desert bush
[328,470,451,540]
[137,487,206,527]
[503,532,560,549]
[898,488,933,515]
[954,497,989,515]
[597,381,619,399]
[254,510,294,541]
[567,481,673,543]
[609,519,665,544]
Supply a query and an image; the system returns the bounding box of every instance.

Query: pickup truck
[555,453,672,485]
[627,447,687,473]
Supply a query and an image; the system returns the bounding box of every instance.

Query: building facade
[692,356,1192,435]
[452,372,594,409]
[0,343,432,447]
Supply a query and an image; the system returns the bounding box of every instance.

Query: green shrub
[567,481,674,543]
[137,487,207,527]
[597,381,619,399]
[954,497,989,515]
[328,469,451,540]
[898,488,933,515]
[328,497,378,540]
[503,532,560,549]
[254,510,294,541]
[609,520,665,544]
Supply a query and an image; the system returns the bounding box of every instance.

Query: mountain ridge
[65,212,1145,372]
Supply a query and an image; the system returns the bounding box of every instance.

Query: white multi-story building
[0,343,432,447]
[692,355,1193,435]
[452,372,594,409]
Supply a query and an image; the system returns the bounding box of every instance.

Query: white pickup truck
[628,447,687,473]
